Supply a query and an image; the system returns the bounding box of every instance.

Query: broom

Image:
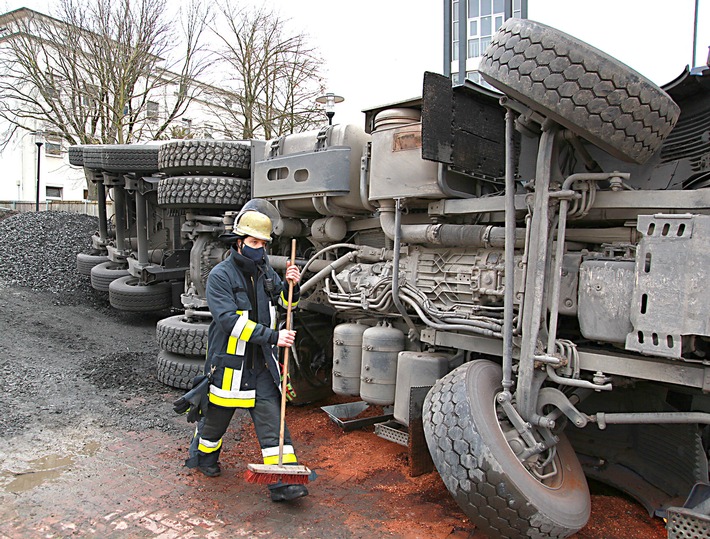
[244,238,311,485]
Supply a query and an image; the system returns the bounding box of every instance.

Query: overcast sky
[3,0,708,126]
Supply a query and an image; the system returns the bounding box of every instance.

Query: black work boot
[198,462,221,477]
[269,484,309,502]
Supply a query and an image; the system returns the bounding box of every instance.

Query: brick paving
[0,420,439,539]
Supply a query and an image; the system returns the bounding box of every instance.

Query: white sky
[3,0,709,127]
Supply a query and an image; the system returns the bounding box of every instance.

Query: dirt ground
[0,278,669,538]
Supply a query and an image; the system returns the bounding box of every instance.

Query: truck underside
[71,17,710,539]
[250,19,710,539]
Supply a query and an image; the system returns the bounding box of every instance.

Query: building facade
[0,8,235,205]
[444,0,528,85]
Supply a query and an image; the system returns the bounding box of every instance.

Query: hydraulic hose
[378,199,525,248]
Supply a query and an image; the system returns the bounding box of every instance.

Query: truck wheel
[423,360,590,539]
[83,145,105,171]
[156,314,209,357]
[108,275,172,312]
[479,18,679,164]
[69,145,85,166]
[288,312,333,405]
[156,350,204,390]
[158,140,251,177]
[90,261,129,291]
[102,144,161,174]
[157,175,250,210]
[76,252,108,276]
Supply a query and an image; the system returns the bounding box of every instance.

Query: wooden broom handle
[278,239,297,465]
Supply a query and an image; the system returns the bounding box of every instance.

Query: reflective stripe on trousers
[262,444,297,465]
[208,366,256,408]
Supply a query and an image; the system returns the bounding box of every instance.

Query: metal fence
[0,200,114,217]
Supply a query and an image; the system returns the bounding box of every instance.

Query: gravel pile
[0,210,99,294]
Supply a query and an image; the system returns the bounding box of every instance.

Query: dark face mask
[241,243,265,263]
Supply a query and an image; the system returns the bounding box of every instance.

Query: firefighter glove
[281,373,297,402]
[172,374,211,422]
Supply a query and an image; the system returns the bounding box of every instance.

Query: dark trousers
[188,364,293,467]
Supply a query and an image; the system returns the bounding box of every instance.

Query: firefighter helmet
[235,210,272,242]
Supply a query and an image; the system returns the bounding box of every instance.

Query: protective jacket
[204,247,299,408]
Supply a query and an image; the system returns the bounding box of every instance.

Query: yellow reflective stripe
[208,393,255,408]
[279,291,299,308]
[242,319,257,341]
[262,445,297,465]
[198,438,222,454]
[263,445,295,458]
[231,315,249,339]
[264,453,298,465]
[222,368,234,391]
[226,312,257,356]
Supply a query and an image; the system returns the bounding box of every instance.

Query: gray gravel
[0,210,100,294]
[0,210,189,439]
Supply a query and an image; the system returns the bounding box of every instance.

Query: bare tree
[0,0,213,147]
[208,3,326,140]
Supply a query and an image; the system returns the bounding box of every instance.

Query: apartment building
[0,7,235,204]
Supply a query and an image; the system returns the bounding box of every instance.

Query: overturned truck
[251,19,710,538]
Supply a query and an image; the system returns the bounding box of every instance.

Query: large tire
[156,314,209,357]
[102,144,161,174]
[478,18,680,164]
[90,261,129,291]
[157,175,250,210]
[156,350,204,390]
[108,275,172,312]
[288,312,333,405]
[83,145,105,171]
[68,145,85,166]
[423,360,590,539]
[158,140,251,177]
[76,252,109,276]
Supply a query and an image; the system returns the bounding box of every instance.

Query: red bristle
[244,469,310,485]
[279,474,310,485]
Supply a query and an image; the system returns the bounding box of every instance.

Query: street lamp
[316,92,344,125]
[34,131,44,212]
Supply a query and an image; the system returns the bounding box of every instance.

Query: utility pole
[693,0,699,68]
[35,141,43,211]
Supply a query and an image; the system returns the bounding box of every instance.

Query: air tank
[332,323,368,396]
[393,351,451,425]
[360,322,405,406]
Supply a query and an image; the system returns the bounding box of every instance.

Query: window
[44,85,59,100]
[468,39,479,58]
[467,0,478,17]
[147,101,159,123]
[465,0,507,59]
[43,69,60,100]
[46,186,63,199]
[81,83,98,108]
[83,189,89,200]
[44,133,62,157]
[452,0,459,62]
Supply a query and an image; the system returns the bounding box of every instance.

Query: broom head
[244,463,311,485]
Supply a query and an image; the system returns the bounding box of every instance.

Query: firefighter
[185,209,308,502]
